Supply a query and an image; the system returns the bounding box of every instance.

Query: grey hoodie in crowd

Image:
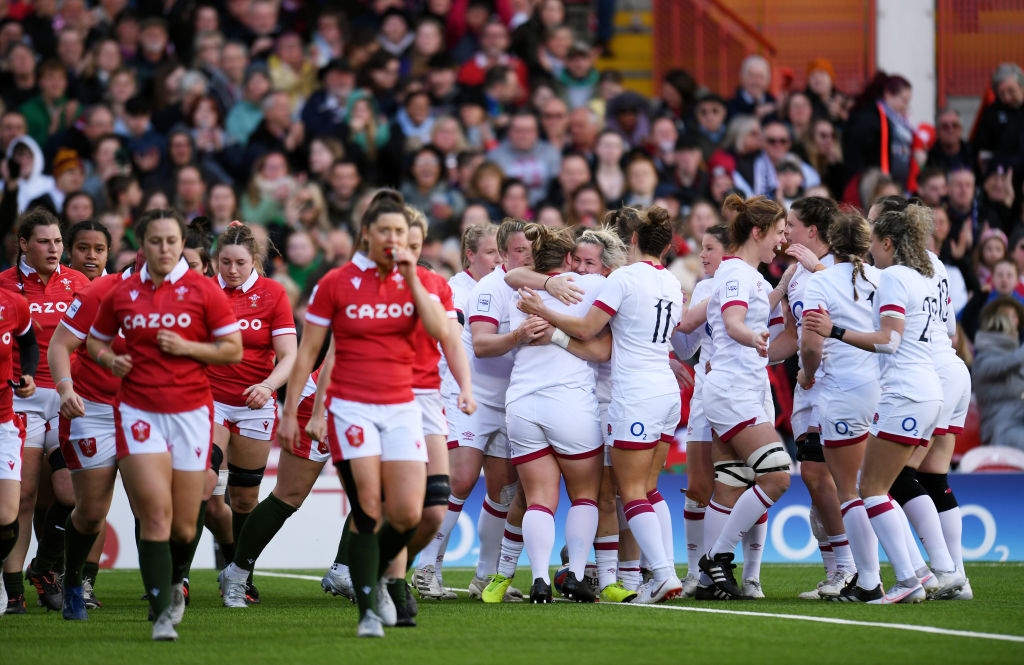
[973,330,1024,450]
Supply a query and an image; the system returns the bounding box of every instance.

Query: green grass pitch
[3,564,1023,665]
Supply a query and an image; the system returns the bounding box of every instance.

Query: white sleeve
[877,271,909,319]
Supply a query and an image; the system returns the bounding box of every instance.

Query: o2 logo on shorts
[902,417,919,436]
[131,420,150,442]
[77,438,97,458]
[630,422,646,440]
[833,421,850,436]
[346,425,365,447]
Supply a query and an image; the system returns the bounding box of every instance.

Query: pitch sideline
[258,570,1024,645]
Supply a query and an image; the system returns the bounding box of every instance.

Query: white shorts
[445,399,508,458]
[600,401,612,466]
[507,388,603,464]
[703,384,773,443]
[59,398,117,471]
[686,389,714,444]
[291,395,330,464]
[14,387,60,452]
[934,359,970,436]
[326,397,427,463]
[213,400,278,441]
[0,417,26,481]
[819,382,880,448]
[870,394,942,447]
[415,390,448,438]
[114,402,213,472]
[791,381,822,436]
[607,392,680,450]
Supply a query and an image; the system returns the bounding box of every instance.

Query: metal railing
[653,0,778,97]
[936,0,1024,106]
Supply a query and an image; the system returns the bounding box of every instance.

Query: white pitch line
[259,571,1024,645]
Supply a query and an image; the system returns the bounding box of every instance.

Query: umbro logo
[351,277,362,290]
[129,290,139,301]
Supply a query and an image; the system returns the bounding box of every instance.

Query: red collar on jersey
[140,257,189,285]
[217,269,258,293]
[722,256,741,261]
[639,260,666,270]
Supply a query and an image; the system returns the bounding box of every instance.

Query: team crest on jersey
[60,277,73,291]
[249,293,261,308]
[131,420,150,442]
[350,277,362,290]
[345,425,365,447]
[129,290,140,302]
[175,286,189,301]
[393,273,405,290]
[477,294,491,312]
[77,438,97,458]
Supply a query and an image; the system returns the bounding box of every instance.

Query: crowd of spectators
[1,0,1023,451]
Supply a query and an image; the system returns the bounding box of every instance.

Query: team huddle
[0,188,972,641]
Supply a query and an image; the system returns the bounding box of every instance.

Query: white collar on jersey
[351,251,379,272]
[19,256,62,276]
[217,268,258,293]
[140,257,189,285]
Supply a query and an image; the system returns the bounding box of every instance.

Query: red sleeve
[61,280,105,339]
[205,281,240,338]
[15,295,31,336]
[305,270,337,328]
[269,281,297,336]
[89,285,120,341]
[447,0,469,45]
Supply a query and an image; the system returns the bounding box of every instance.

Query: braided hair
[825,212,876,301]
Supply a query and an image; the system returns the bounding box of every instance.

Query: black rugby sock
[63,516,99,588]
[138,540,172,618]
[232,493,296,571]
[36,501,73,572]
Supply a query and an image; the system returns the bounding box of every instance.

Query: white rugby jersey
[671,278,715,385]
[926,252,963,372]
[506,273,603,405]
[875,265,942,401]
[439,270,479,397]
[787,253,834,373]
[802,262,881,391]
[465,265,517,408]
[705,257,771,393]
[593,261,682,401]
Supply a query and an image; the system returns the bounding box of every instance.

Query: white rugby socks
[565,499,599,578]
[522,505,555,584]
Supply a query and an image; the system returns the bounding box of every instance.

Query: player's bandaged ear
[874,330,902,354]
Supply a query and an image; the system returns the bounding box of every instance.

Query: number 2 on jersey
[652,299,673,343]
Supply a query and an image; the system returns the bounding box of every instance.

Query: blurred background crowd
[1,0,1023,459]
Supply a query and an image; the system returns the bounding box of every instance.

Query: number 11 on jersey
[653,299,673,343]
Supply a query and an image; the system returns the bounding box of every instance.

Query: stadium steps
[595,8,655,97]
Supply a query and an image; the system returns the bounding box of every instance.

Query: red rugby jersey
[412,270,457,391]
[207,270,296,406]
[90,258,240,413]
[0,260,90,388]
[305,252,431,405]
[59,272,132,406]
[0,289,32,421]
